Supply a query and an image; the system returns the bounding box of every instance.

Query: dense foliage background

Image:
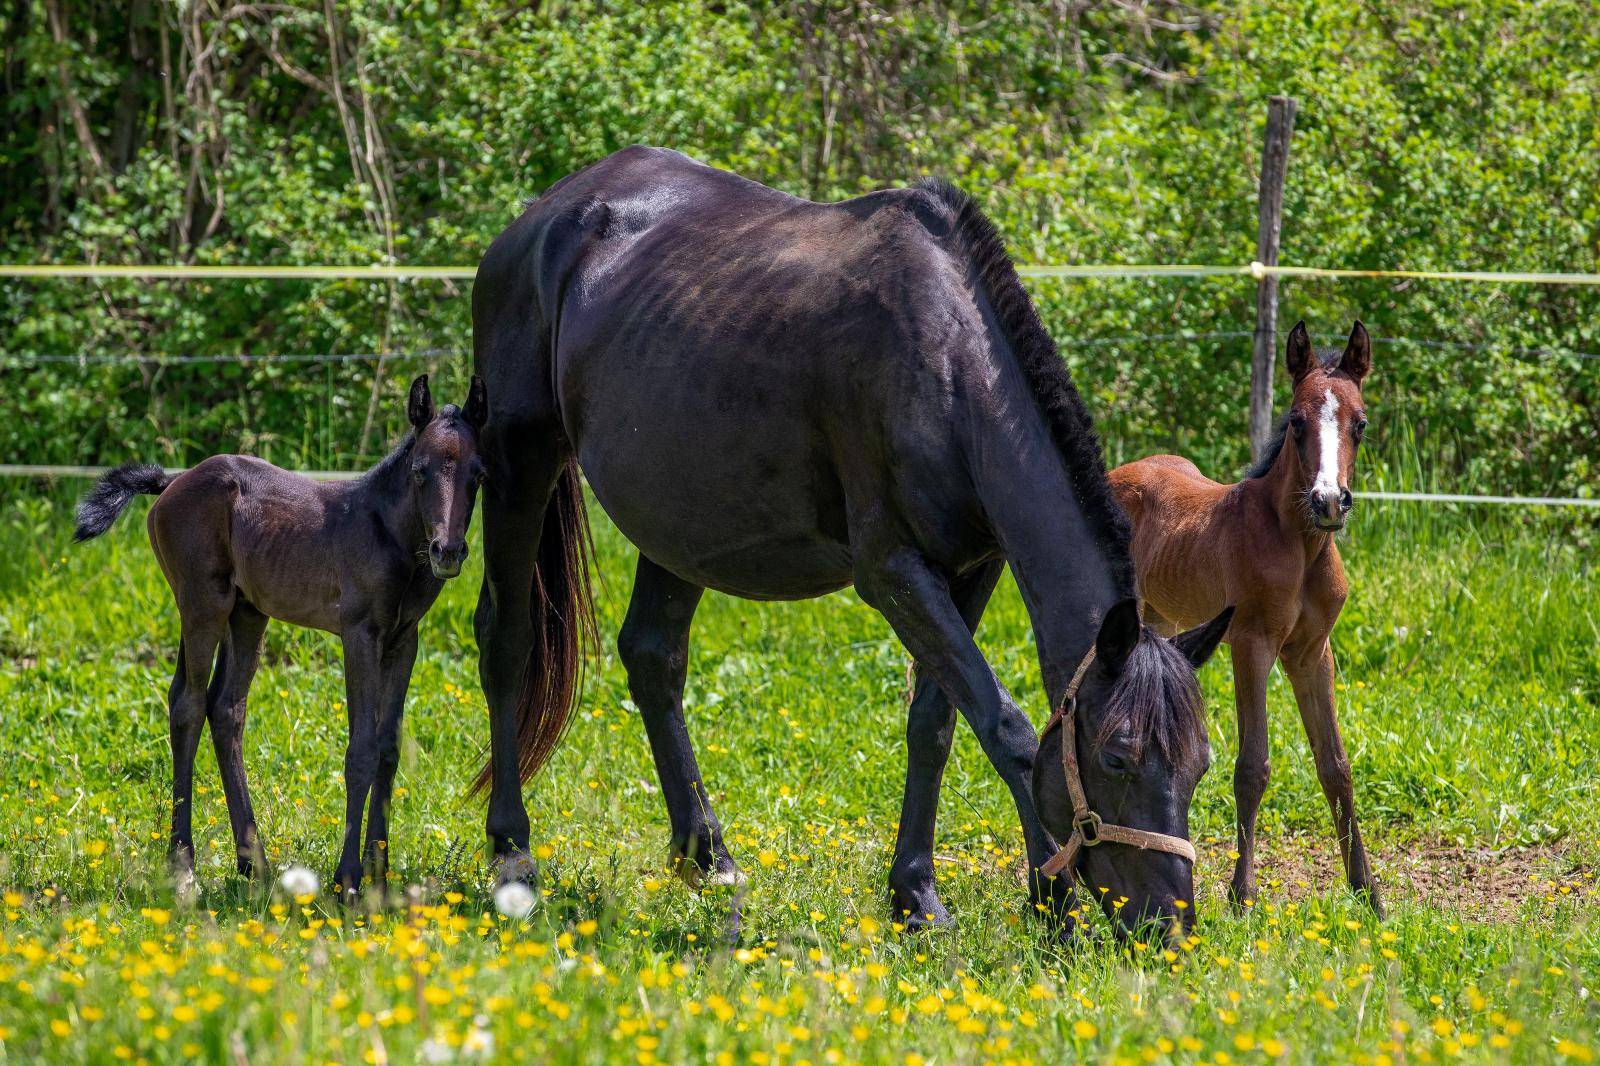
[2,0,1596,495]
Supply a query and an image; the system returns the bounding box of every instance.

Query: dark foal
[75,374,488,899]
[470,147,1232,940]
[1110,322,1382,914]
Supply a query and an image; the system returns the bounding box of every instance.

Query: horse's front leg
[619,557,739,886]
[857,550,1070,926]
[364,624,419,893]
[890,559,1003,931]
[1227,631,1278,910]
[334,623,386,898]
[1282,636,1384,916]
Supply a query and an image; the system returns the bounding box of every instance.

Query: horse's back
[479,149,986,598]
[148,456,340,629]
[1109,455,1239,630]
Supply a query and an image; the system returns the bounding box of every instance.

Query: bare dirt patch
[1194,833,1593,921]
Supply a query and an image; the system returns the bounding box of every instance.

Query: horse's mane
[915,178,1135,594]
[1245,412,1291,480]
[1095,636,1208,764]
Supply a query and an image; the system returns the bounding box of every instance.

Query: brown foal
[1109,321,1381,915]
[75,374,487,900]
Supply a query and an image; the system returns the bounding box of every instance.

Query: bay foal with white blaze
[1110,321,1382,913]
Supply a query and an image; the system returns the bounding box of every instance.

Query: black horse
[471,147,1231,938]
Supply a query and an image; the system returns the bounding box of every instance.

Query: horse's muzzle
[429,538,467,578]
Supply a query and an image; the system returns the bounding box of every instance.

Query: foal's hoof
[1353,881,1387,920]
[493,851,539,887]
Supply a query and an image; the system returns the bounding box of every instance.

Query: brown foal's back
[1108,321,1385,915]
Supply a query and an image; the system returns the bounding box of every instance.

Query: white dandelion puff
[493,880,536,919]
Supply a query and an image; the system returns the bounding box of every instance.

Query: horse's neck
[965,380,1128,704]
[1259,442,1334,559]
[350,442,424,552]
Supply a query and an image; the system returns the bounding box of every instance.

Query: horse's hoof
[889,887,953,933]
[493,851,538,886]
[1354,882,1386,920]
[674,856,745,891]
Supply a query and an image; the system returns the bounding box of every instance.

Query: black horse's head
[406,373,489,579]
[1032,598,1232,944]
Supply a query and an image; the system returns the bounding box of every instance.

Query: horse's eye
[1100,750,1133,776]
[1289,414,1307,439]
[1353,417,1368,441]
[412,468,426,485]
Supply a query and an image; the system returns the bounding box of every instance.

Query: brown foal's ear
[407,374,435,429]
[1172,605,1234,670]
[1339,320,1371,383]
[464,375,489,432]
[1285,320,1314,382]
[1095,598,1143,676]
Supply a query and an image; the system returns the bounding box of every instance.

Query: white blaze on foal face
[1313,389,1342,499]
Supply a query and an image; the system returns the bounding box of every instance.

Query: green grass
[0,484,1595,1064]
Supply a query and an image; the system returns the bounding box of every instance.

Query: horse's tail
[472,457,597,795]
[73,462,175,542]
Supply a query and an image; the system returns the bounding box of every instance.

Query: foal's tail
[472,458,597,795]
[73,462,175,542]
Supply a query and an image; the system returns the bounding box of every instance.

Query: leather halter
[1037,646,1198,879]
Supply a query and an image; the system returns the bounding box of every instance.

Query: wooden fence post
[1250,95,1297,461]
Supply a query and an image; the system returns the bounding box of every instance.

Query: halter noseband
[1037,646,1198,880]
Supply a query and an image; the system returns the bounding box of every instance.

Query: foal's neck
[1259,440,1334,557]
[349,436,426,553]
[966,370,1132,706]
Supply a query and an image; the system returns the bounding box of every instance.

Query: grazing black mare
[471,147,1232,938]
[75,375,488,899]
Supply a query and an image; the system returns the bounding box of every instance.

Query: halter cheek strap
[1037,646,1198,879]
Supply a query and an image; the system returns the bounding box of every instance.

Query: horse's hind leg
[168,608,228,891]
[889,559,1003,930]
[207,602,269,877]
[618,557,738,886]
[473,436,566,879]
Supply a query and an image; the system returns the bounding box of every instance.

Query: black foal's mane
[916,178,1135,595]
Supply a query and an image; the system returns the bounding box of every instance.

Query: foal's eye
[1100,750,1134,776]
[1289,413,1307,439]
[1353,417,1368,442]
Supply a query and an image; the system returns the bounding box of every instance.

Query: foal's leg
[333,624,387,897]
[1227,632,1278,909]
[856,551,1070,922]
[1282,637,1384,916]
[207,603,270,876]
[168,610,228,891]
[889,559,1003,930]
[474,439,565,878]
[619,557,739,886]
[364,624,419,890]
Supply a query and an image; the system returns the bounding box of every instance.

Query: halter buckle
[1074,810,1103,846]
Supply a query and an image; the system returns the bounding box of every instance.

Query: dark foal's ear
[1095,598,1143,676]
[1285,320,1313,382]
[1172,605,1234,669]
[407,374,435,429]
[1339,320,1372,383]
[463,375,489,432]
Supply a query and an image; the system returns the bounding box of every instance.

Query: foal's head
[1281,321,1372,531]
[406,373,489,578]
[1032,599,1232,943]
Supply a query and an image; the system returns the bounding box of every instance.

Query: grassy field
[0,482,1595,1064]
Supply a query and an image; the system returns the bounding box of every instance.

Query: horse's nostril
[1339,488,1353,511]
